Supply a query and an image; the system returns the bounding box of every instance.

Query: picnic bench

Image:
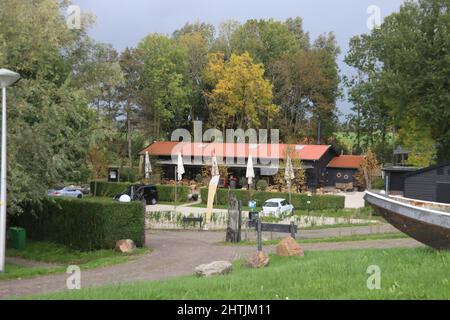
[182,217,203,229]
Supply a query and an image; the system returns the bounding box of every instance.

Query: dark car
[114,184,158,205]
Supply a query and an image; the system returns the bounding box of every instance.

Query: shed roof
[139,142,333,161]
[327,155,365,169]
[404,161,450,177]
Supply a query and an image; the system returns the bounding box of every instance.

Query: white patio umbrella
[175,152,185,204]
[246,154,255,189]
[285,155,295,203]
[177,152,185,181]
[211,154,220,177]
[144,151,152,179]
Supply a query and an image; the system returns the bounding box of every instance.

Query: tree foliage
[346,0,450,163]
[204,52,279,130]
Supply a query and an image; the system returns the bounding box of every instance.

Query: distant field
[30,248,449,300]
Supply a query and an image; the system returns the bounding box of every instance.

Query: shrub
[13,197,145,251]
[372,177,385,190]
[195,174,203,184]
[90,181,131,197]
[200,188,345,210]
[119,167,140,182]
[156,185,190,202]
[256,180,268,191]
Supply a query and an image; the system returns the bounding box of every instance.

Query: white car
[48,187,83,199]
[262,198,294,216]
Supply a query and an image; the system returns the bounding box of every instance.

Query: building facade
[139,142,364,190]
[404,162,450,203]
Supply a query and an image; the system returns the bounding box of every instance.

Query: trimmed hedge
[90,181,190,202]
[200,188,345,211]
[90,181,131,197]
[14,197,145,251]
[155,185,190,202]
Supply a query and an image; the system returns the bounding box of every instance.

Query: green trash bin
[8,227,26,250]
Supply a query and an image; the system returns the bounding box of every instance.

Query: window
[336,172,342,178]
[264,202,279,208]
[344,175,349,180]
[281,200,288,206]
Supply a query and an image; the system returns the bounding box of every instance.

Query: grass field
[1,242,148,281]
[30,247,449,300]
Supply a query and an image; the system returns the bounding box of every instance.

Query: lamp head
[0,69,20,88]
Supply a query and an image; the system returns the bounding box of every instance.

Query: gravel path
[0,226,422,299]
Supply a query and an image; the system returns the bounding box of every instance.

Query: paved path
[0,227,422,299]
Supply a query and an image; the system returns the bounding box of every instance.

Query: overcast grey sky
[74,0,405,118]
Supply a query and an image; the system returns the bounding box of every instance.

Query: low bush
[256,180,269,191]
[200,188,345,210]
[13,197,145,251]
[119,167,140,183]
[156,185,190,202]
[372,177,385,190]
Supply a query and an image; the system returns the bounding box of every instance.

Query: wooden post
[290,221,296,239]
[257,219,263,252]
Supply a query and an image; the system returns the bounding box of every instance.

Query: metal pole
[257,219,262,252]
[0,87,7,272]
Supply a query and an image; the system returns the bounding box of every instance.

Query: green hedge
[200,188,345,211]
[14,197,145,251]
[90,181,131,197]
[90,181,190,202]
[155,185,190,202]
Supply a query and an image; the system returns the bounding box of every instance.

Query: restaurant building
[139,142,364,190]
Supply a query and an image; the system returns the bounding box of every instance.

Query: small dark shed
[383,166,420,194]
[404,162,450,204]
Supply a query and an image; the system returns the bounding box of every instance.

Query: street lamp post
[0,69,20,273]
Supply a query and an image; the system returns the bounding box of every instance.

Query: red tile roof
[327,155,365,169]
[140,142,332,161]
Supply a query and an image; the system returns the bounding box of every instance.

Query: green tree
[346,0,450,162]
[137,34,191,138]
[0,0,98,214]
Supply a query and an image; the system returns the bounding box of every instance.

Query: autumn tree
[204,52,279,130]
[355,149,380,189]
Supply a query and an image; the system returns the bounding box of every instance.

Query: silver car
[48,187,83,199]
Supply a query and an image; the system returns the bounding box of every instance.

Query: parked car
[114,184,158,205]
[48,187,83,199]
[262,198,294,216]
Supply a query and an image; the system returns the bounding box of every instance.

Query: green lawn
[0,263,59,281]
[30,247,450,300]
[222,232,408,246]
[2,241,148,281]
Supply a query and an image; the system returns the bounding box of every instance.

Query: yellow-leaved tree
[204,52,279,130]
